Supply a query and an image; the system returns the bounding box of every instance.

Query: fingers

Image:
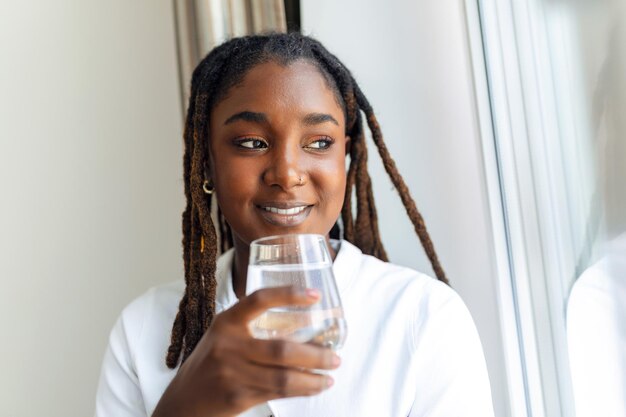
[210,286,337,403]
[229,358,333,398]
[245,338,341,371]
[228,286,320,323]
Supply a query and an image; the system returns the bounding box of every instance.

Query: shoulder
[339,240,470,337]
[337,241,493,413]
[112,280,185,357]
[341,239,459,311]
[358,258,496,416]
[119,280,184,326]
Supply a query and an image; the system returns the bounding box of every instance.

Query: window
[467,0,626,415]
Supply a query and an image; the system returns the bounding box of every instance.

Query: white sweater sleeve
[408,281,495,417]
[94,297,149,417]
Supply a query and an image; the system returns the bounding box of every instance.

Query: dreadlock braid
[166,32,448,369]
[353,84,448,284]
[166,45,237,367]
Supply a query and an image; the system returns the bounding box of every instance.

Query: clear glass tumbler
[246,234,347,350]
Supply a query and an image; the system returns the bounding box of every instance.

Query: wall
[0,1,183,416]
[301,1,510,416]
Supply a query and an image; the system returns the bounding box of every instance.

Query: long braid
[353,84,448,284]
[189,111,218,334]
[167,33,448,369]
[309,43,385,260]
[339,89,360,243]
[180,91,210,360]
[185,205,203,359]
[165,65,201,367]
[309,39,445,281]
[166,46,234,367]
[365,170,388,260]
[342,141,357,241]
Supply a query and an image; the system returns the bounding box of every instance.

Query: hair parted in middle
[166,32,448,369]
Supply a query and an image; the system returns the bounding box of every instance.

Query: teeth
[263,206,307,215]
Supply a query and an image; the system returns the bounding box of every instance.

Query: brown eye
[306,137,334,150]
[237,138,268,149]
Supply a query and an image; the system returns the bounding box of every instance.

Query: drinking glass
[246,234,347,350]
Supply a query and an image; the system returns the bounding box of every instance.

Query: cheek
[314,156,347,210]
[212,158,258,210]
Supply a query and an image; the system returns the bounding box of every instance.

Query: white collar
[214,239,362,311]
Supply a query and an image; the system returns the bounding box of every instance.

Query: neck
[231,237,250,300]
[230,234,338,300]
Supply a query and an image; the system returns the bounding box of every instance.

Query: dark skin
[153,60,350,417]
[209,60,349,299]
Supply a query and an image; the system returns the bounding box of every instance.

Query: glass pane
[479,0,626,414]
[533,1,625,415]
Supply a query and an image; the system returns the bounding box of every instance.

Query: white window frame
[464,0,580,416]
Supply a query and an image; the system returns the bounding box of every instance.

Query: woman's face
[209,60,349,247]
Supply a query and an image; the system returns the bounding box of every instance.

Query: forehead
[210,60,345,125]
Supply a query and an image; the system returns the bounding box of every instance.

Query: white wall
[0,2,183,416]
[301,2,509,416]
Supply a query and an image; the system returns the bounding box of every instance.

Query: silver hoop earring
[202,180,214,195]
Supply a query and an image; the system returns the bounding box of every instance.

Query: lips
[255,202,313,227]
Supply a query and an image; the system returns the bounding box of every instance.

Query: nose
[262,143,305,190]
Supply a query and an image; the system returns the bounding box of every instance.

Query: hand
[152,286,341,417]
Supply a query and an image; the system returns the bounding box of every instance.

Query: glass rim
[250,233,327,246]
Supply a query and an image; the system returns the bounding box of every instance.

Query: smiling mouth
[262,206,308,215]
[256,203,313,227]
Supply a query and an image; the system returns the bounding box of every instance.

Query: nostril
[262,166,305,190]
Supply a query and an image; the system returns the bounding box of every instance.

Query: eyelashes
[306,137,334,150]
[234,136,335,151]
[236,138,268,149]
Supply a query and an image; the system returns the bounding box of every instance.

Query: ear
[344,135,352,155]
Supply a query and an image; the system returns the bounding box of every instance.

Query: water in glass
[246,234,347,350]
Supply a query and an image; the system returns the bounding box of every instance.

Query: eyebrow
[302,112,339,126]
[224,111,268,125]
[223,111,339,127]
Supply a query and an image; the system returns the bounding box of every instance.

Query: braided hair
[166,32,448,369]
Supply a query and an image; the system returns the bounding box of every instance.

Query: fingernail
[326,376,334,387]
[306,288,320,299]
[332,355,341,367]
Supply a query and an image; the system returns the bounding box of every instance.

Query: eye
[236,138,268,149]
[306,137,334,150]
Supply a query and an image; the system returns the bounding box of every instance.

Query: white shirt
[95,240,494,417]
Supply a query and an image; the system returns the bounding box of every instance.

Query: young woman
[95,33,494,417]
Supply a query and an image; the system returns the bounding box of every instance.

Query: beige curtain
[173,0,287,111]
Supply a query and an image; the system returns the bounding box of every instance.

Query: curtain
[173,0,287,110]
[173,0,287,253]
